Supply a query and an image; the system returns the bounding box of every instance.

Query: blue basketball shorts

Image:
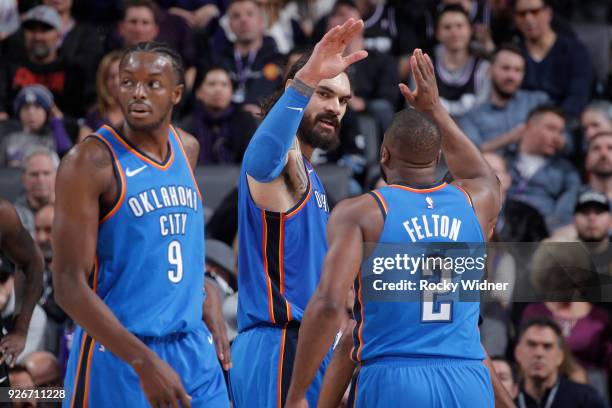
[229,324,331,407]
[63,323,229,407]
[353,357,494,408]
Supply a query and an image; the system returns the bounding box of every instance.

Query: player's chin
[125,116,158,132]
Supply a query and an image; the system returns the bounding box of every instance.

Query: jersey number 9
[168,240,183,283]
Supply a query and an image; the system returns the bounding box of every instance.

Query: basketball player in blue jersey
[52,42,229,407]
[229,18,367,408]
[286,49,516,408]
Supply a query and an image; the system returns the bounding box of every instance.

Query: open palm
[296,18,368,86]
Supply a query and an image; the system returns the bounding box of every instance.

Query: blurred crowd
[0,0,611,406]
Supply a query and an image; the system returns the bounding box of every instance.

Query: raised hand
[295,18,368,87]
[399,49,441,114]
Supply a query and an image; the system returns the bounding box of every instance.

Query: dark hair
[436,4,471,30]
[121,0,160,24]
[490,356,518,383]
[385,108,441,163]
[510,0,551,11]
[228,0,260,10]
[492,43,523,62]
[193,66,232,91]
[120,41,185,85]
[527,104,565,122]
[259,50,313,118]
[517,316,564,347]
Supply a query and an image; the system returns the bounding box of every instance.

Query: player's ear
[380,144,389,165]
[435,150,442,166]
[172,83,184,106]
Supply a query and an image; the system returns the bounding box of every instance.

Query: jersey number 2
[167,240,183,283]
[421,258,453,322]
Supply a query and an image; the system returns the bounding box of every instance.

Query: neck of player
[299,140,315,162]
[385,165,438,187]
[526,372,558,402]
[123,119,171,162]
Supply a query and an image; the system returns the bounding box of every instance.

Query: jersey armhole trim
[170,125,203,201]
[453,185,474,208]
[86,134,126,224]
[369,190,388,219]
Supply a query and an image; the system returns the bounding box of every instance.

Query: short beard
[579,233,607,243]
[492,80,516,100]
[297,113,340,151]
[124,108,171,133]
[31,43,51,60]
[590,166,612,179]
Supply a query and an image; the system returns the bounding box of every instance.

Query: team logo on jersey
[426,196,434,210]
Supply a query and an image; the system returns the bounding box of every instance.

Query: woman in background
[78,51,124,141]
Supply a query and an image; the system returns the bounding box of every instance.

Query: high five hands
[399,49,442,115]
[295,18,368,88]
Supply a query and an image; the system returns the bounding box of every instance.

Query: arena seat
[0,167,23,202]
[196,164,352,213]
[571,23,611,90]
[195,165,242,211]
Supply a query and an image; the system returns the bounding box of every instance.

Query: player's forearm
[430,105,495,182]
[12,249,44,335]
[54,274,152,366]
[318,321,357,408]
[287,296,345,400]
[242,85,312,182]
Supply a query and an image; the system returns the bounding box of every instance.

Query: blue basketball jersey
[353,183,486,362]
[237,158,329,331]
[92,125,205,337]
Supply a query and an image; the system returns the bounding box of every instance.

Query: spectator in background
[42,0,102,83]
[581,101,612,143]
[433,5,490,119]
[0,5,89,118]
[23,351,62,386]
[547,189,611,272]
[513,0,592,123]
[161,0,222,29]
[257,0,307,55]
[13,147,58,236]
[514,317,607,408]
[459,44,549,155]
[438,0,495,54]
[585,133,612,200]
[34,204,66,355]
[521,301,611,398]
[0,85,72,167]
[116,0,159,48]
[313,0,402,56]
[213,0,284,116]
[328,1,398,134]
[79,51,124,141]
[109,0,196,72]
[0,199,45,369]
[180,67,257,164]
[507,105,580,232]
[0,0,19,42]
[491,356,519,399]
